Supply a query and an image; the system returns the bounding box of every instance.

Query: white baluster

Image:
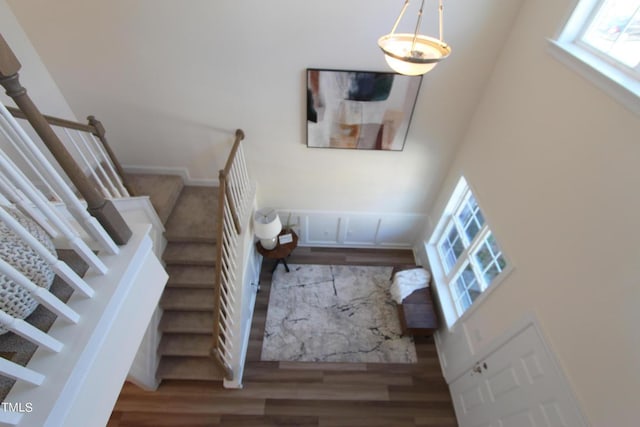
[0,408,22,425]
[61,128,112,198]
[0,357,44,386]
[0,149,108,274]
[0,119,62,202]
[77,131,121,197]
[0,310,63,352]
[0,206,94,298]
[0,104,119,255]
[69,131,120,198]
[0,258,80,323]
[89,134,129,197]
[0,172,59,238]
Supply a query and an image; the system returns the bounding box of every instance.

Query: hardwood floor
[108,248,458,427]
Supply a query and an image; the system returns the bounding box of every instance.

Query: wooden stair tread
[160,288,214,311]
[160,311,214,334]
[165,186,218,243]
[157,356,224,381]
[163,242,216,266]
[166,265,215,288]
[125,173,184,225]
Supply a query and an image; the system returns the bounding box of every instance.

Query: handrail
[211,128,250,382]
[0,33,131,245]
[212,170,230,380]
[5,106,134,197]
[221,129,245,178]
[6,105,94,133]
[220,129,245,234]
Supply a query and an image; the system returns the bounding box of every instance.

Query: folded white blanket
[390,268,431,304]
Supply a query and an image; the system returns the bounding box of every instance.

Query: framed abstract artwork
[306,68,422,151]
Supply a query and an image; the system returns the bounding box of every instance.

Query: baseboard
[122,164,219,187]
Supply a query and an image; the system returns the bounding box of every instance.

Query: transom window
[579,0,640,75]
[430,177,508,318]
[550,0,640,111]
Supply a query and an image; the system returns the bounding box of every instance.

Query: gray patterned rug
[261,264,417,363]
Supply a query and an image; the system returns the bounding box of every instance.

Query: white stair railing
[0,103,119,255]
[61,128,128,199]
[0,147,107,273]
[0,137,107,413]
[0,34,165,425]
[0,171,59,238]
[212,130,255,382]
[0,206,94,298]
[0,109,165,426]
[4,106,132,200]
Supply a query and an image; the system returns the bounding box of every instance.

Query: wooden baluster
[0,34,131,245]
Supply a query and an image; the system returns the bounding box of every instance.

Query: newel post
[0,34,132,244]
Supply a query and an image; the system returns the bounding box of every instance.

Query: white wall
[6,0,523,224]
[0,0,81,194]
[423,0,640,426]
[0,1,75,120]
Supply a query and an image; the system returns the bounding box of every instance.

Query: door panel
[499,409,536,427]
[486,364,521,401]
[450,323,584,427]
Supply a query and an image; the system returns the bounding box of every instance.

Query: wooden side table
[256,230,298,273]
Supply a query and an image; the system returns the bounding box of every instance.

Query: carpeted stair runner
[0,173,223,400]
[163,243,216,266]
[125,173,184,224]
[150,183,223,381]
[127,175,223,381]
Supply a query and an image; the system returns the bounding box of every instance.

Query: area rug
[261,264,417,363]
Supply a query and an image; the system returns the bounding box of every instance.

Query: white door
[449,324,585,427]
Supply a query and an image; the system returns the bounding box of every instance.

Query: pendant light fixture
[378,0,451,76]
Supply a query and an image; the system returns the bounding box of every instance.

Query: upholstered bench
[391,265,439,337]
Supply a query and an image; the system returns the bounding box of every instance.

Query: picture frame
[306,68,422,151]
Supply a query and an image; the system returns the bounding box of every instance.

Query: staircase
[126,174,225,382]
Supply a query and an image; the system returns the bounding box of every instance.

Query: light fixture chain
[390,0,411,35]
[439,0,444,42]
[411,0,426,53]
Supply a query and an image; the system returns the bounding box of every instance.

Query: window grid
[576,0,640,76]
[453,263,482,314]
[435,186,507,318]
[473,233,507,285]
[577,0,640,71]
[438,223,463,274]
[456,193,485,245]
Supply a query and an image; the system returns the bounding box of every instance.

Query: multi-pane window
[579,0,640,75]
[552,0,640,107]
[433,180,507,317]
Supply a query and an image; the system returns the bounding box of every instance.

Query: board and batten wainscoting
[276,210,428,248]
